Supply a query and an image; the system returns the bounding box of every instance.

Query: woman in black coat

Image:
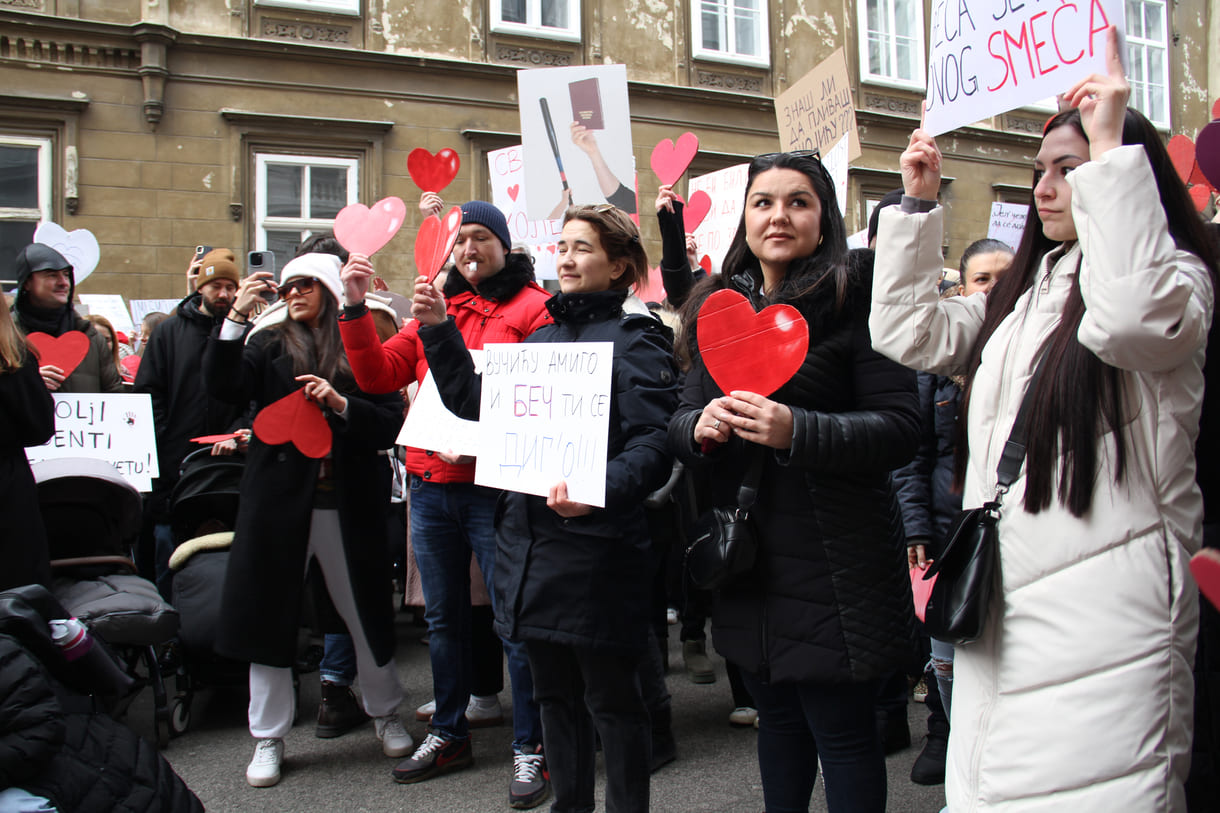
[414,204,679,813]
[203,253,410,788]
[668,152,920,813]
[0,297,55,591]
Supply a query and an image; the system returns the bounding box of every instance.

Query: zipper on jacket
[759,596,771,684]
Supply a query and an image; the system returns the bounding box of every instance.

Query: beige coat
[870,145,1213,812]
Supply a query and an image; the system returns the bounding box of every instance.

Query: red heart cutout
[407,148,460,193]
[252,389,332,459]
[1191,549,1220,611]
[650,132,699,186]
[683,190,712,233]
[1167,135,1196,185]
[696,289,809,397]
[334,197,407,257]
[911,566,938,623]
[698,255,712,274]
[507,184,520,202]
[547,245,557,255]
[190,433,242,444]
[1213,98,1220,120]
[1190,184,1212,212]
[415,206,464,283]
[1196,120,1220,191]
[27,331,90,377]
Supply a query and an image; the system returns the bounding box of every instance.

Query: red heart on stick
[408,148,460,193]
[1191,549,1220,611]
[1190,185,1213,212]
[334,197,407,257]
[27,331,90,378]
[683,190,712,232]
[415,206,464,284]
[696,289,808,397]
[1167,135,1196,185]
[252,389,332,459]
[650,133,699,186]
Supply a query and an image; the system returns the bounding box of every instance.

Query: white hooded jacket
[870,145,1213,812]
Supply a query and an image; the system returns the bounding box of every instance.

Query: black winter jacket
[669,261,920,684]
[892,372,964,557]
[0,350,55,591]
[421,290,679,654]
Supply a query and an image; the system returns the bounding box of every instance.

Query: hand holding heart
[696,393,794,450]
[296,374,347,413]
[341,253,375,304]
[40,365,66,392]
[411,275,447,327]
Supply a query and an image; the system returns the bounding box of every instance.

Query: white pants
[248,509,403,739]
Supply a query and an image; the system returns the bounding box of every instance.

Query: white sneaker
[415,699,436,721]
[728,706,758,727]
[375,715,414,757]
[666,607,679,625]
[415,695,504,728]
[246,738,283,787]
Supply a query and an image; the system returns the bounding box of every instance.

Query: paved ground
[134,615,948,812]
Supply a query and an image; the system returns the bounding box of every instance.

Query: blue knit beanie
[460,200,512,252]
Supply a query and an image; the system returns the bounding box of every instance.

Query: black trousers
[525,640,651,813]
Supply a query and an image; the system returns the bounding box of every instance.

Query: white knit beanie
[278,253,344,305]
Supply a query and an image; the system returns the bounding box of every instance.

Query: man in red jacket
[339,201,553,808]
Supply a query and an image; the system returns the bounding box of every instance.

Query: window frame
[253,153,359,252]
[0,134,53,284]
[254,0,362,17]
[856,0,926,91]
[489,0,583,43]
[1123,0,1170,128]
[690,0,770,69]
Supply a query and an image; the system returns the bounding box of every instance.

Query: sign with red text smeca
[923,0,1125,136]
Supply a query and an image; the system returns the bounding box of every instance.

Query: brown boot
[315,681,370,738]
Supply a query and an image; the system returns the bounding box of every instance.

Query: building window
[255,0,361,16]
[1125,0,1169,127]
[857,0,925,89]
[254,154,357,260]
[491,0,581,42]
[0,136,52,284]
[691,0,768,67]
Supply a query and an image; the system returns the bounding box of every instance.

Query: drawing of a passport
[568,78,605,130]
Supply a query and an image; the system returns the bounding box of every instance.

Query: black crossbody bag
[684,447,765,591]
[921,356,1048,645]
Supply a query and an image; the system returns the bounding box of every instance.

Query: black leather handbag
[685,447,765,591]
[921,356,1047,645]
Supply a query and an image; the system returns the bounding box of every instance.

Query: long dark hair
[273,292,354,391]
[954,107,1219,517]
[679,151,849,356]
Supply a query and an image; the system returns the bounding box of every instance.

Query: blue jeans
[409,476,542,751]
[320,633,357,686]
[741,671,886,813]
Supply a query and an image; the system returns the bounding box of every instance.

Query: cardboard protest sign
[488,145,562,280]
[775,49,862,162]
[987,201,1029,250]
[398,350,484,457]
[476,342,614,507]
[78,294,135,333]
[923,0,1125,136]
[27,393,159,492]
[518,65,637,221]
[688,163,751,276]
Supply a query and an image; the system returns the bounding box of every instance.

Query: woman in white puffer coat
[870,28,1218,812]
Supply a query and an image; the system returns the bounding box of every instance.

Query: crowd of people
[3,28,1220,812]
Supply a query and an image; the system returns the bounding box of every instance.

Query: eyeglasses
[277,277,317,299]
[754,148,822,163]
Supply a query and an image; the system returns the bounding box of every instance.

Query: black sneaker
[509,746,549,809]
[392,729,472,784]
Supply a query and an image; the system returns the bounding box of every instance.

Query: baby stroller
[32,457,180,747]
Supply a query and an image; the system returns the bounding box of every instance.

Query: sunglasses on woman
[277,277,318,299]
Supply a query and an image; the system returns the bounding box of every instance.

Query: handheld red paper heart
[650,132,699,186]
[1167,135,1196,185]
[1191,549,1220,611]
[683,190,712,232]
[190,433,242,445]
[1195,120,1220,191]
[253,389,332,459]
[334,197,407,257]
[27,331,90,377]
[696,289,808,397]
[1190,185,1212,212]
[407,148,460,193]
[698,255,712,274]
[911,566,938,623]
[415,206,464,284]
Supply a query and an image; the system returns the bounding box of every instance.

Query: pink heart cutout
[27,331,90,378]
[650,133,699,186]
[635,266,667,304]
[683,190,712,233]
[334,197,407,257]
[696,289,809,397]
[407,148,460,193]
[507,184,520,202]
[911,566,938,622]
[1167,135,1196,185]
[415,206,464,284]
[1191,549,1220,611]
[253,389,332,459]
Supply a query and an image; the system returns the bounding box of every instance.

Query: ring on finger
[712,418,721,431]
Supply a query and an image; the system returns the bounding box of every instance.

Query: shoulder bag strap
[996,352,1052,493]
[736,445,767,513]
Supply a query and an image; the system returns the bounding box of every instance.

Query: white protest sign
[476,342,613,507]
[689,163,750,276]
[398,350,484,457]
[27,393,159,492]
[923,0,1124,136]
[987,201,1029,250]
[487,145,562,281]
[130,299,180,327]
[822,134,851,218]
[78,294,135,333]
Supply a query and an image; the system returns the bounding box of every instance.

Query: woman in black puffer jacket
[668,151,920,813]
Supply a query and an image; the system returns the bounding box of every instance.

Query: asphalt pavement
[135,614,948,812]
